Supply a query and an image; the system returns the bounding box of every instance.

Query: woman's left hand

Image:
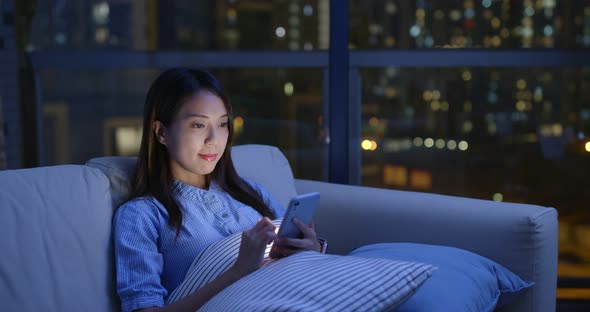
[274,218,321,257]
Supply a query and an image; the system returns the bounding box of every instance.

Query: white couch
[0,144,558,311]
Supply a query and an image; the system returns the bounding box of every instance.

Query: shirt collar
[171,179,220,202]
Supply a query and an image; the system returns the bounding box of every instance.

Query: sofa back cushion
[229,144,297,208]
[86,144,297,210]
[0,165,119,312]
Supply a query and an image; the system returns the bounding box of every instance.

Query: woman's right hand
[231,217,277,278]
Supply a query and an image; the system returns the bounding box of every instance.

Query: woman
[114,68,321,312]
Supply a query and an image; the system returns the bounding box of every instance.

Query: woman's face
[155,90,229,188]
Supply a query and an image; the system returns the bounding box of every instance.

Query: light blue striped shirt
[114,178,285,312]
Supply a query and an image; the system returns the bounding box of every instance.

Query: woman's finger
[252,217,276,233]
[293,218,316,238]
[278,237,303,248]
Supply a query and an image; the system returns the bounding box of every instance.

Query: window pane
[39,68,325,180]
[360,67,590,278]
[350,0,590,49]
[29,0,329,51]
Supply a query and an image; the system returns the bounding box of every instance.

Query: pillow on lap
[200,251,435,312]
[167,219,435,311]
[349,243,534,312]
[166,219,283,304]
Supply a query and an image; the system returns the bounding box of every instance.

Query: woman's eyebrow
[184,113,209,119]
[183,113,229,119]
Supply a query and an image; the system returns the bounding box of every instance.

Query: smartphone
[269,192,320,259]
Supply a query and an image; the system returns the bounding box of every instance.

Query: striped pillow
[200,251,434,312]
[167,219,435,311]
[166,219,283,304]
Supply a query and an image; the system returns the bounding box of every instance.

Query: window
[38,68,325,180]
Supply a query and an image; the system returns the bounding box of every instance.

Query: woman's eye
[220,121,229,127]
[192,123,205,129]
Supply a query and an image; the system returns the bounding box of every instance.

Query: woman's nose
[205,127,219,145]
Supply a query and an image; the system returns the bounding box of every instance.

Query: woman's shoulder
[115,195,167,221]
[118,195,158,209]
[113,196,166,246]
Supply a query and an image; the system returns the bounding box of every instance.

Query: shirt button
[222,213,229,218]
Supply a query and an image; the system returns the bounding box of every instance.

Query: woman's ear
[153,120,167,146]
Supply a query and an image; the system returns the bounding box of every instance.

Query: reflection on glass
[350,0,590,49]
[28,0,329,51]
[360,67,590,280]
[39,68,325,180]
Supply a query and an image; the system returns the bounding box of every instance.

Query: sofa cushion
[85,156,136,209]
[86,144,297,210]
[167,220,435,312]
[350,243,534,312]
[0,165,119,312]
[230,144,297,209]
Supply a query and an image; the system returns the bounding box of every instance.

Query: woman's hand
[231,217,277,278]
[273,218,321,257]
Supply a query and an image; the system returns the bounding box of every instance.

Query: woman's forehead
[178,91,227,118]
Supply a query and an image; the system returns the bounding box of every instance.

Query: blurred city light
[275,27,286,38]
[283,82,294,96]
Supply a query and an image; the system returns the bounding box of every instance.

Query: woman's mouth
[198,154,218,161]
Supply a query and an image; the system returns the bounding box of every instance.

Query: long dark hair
[131,68,276,235]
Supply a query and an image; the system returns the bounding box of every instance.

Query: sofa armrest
[295,179,558,312]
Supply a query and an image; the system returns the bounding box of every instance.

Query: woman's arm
[135,217,277,312]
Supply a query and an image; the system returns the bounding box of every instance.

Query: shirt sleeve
[114,198,167,312]
[243,178,286,219]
